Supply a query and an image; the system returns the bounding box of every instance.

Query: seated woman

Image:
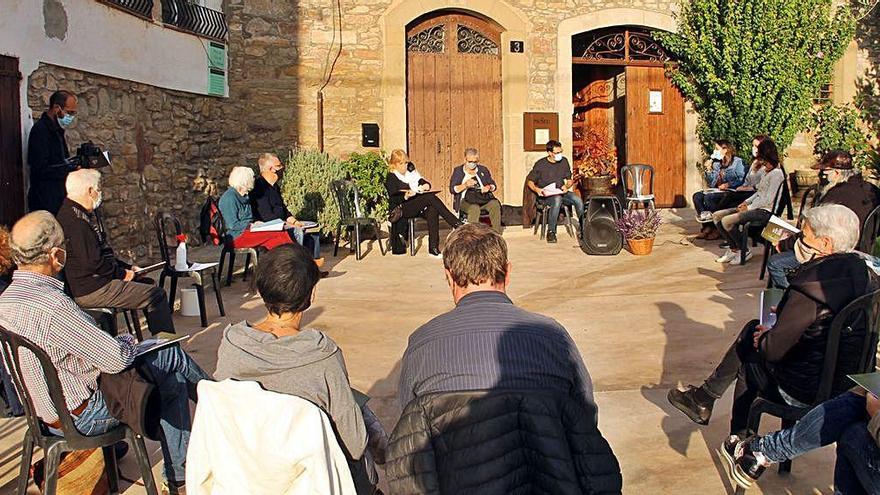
[713,135,771,211]
[217,166,295,251]
[694,139,745,239]
[384,149,462,256]
[214,243,385,493]
[712,138,785,265]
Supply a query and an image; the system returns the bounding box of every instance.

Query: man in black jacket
[767,151,880,288]
[27,90,78,214]
[56,169,174,335]
[448,148,502,233]
[668,205,876,446]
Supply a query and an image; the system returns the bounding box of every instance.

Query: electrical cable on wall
[317,0,343,151]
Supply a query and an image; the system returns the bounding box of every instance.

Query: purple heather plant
[615,209,662,240]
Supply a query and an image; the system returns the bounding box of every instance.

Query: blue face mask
[58,113,75,128]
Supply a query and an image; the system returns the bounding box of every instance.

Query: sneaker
[697,211,713,222]
[730,438,769,489]
[547,231,558,244]
[715,249,736,263]
[666,386,715,425]
[719,241,729,249]
[720,435,741,484]
[428,248,442,259]
[728,250,753,265]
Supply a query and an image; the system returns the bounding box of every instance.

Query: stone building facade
[8,0,880,254]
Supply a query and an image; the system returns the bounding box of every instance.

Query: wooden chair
[154,212,225,327]
[733,289,880,495]
[0,323,158,495]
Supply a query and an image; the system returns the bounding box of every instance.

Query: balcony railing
[100,0,154,19]
[161,0,228,41]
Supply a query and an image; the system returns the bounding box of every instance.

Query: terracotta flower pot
[627,237,655,255]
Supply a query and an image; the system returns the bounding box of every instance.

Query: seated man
[729,389,880,491]
[249,152,322,260]
[392,223,620,492]
[0,211,210,494]
[56,169,174,335]
[668,205,876,450]
[526,140,585,243]
[768,150,880,288]
[448,147,502,233]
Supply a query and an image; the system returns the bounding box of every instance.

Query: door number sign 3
[510,41,524,53]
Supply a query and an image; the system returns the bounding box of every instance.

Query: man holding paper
[526,140,584,243]
[57,170,175,335]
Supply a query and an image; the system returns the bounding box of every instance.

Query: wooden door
[0,56,24,227]
[407,13,503,207]
[625,66,685,208]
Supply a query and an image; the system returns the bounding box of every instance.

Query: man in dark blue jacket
[448,148,502,233]
[27,90,78,214]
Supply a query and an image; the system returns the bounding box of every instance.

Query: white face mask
[752,146,759,158]
[794,238,823,264]
[466,162,478,170]
[93,190,103,210]
[553,153,564,162]
[711,149,724,161]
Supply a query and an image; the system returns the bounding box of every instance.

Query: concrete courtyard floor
[0,209,840,494]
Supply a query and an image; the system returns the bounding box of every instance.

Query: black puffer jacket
[385,390,622,495]
[763,253,877,404]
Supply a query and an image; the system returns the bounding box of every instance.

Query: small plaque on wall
[523,112,558,152]
[649,90,663,113]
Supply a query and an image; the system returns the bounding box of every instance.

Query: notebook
[250,219,285,232]
[759,288,784,327]
[136,332,190,356]
[762,215,799,244]
[849,372,880,397]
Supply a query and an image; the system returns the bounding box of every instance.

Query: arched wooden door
[406,12,503,207]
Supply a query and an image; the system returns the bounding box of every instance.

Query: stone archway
[556,9,702,201]
[381,0,531,203]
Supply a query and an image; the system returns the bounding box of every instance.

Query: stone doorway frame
[556,9,702,201]
[381,0,531,203]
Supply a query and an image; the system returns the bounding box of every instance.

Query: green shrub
[280,149,346,236]
[811,104,873,168]
[655,0,856,154]
[343,151,389,221]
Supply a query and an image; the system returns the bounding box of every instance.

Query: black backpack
[199,196,224,245]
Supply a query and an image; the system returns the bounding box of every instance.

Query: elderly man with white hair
[56,169,175,335]
[0,211,210,494]
[668,204,878,449]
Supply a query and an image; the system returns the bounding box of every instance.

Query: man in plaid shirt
[0,211,209,494]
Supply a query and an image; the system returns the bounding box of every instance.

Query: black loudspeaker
[362,123,380,148]
[580,196,623,255]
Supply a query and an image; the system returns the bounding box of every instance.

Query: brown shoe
[314,257,325,268]
[704,230,721,241]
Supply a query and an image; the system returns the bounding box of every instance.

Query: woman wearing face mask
[694,139,746,239]
[385,149,463,257]
[712,137,786,265]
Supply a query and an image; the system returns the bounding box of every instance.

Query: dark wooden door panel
[407,12,503,207]
[0,55,24,227]
[625,66,685,208]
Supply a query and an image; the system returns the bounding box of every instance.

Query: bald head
[10,211,66,272]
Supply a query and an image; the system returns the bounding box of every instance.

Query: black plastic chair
[620,164,655,210]
[331,180,386,260]
[732,289,880,495]
[154,212,226,327]
[0,323,158,495]
[795,185,821,230]
[532,197,575,239]
[209,197,261,286]
[858,205,880,255]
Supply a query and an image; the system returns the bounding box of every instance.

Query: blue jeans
[767,250,801,289]
[52,346,210,483]
[287,228,321,259]
[545,192,585,234]
[752,392,880,494]
[0,365,23,416]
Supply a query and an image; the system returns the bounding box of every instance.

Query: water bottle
[175,236,188,271]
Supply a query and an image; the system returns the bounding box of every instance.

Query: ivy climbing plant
[655,0,856,155]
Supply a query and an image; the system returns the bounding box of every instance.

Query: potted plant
[615,209,662,255]
[574,127,618,196]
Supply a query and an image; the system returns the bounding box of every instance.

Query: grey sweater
[214,322,367,460]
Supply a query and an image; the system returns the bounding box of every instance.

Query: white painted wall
[1,0,225,179]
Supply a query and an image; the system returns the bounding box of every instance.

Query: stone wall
[28,65,233,259]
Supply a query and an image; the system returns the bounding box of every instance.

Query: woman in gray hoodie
[214,243,384,493]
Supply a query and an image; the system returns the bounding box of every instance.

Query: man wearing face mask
[56,169,175,335]
[27,90,79,215]
[526,140,585,243]
[668,205,877,443]
[766,151,880,289]
[449,148,502,233]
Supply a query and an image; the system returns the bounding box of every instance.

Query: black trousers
[730,321,784,436]
[390,194,459,253]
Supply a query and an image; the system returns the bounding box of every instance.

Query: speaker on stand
[580,195,623,255]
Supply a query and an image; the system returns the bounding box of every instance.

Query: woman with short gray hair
[217,166,295,251]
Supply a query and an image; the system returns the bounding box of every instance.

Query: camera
[68,141,111,170]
